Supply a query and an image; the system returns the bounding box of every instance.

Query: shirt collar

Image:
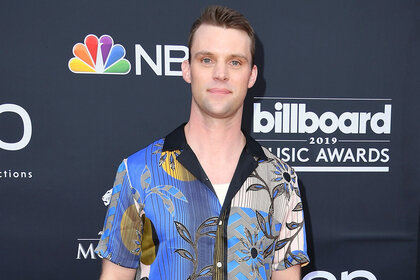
[162,123,268,161]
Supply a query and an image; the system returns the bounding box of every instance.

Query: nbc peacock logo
[68,34,131,75]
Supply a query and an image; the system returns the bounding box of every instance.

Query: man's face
[182,24,257,120]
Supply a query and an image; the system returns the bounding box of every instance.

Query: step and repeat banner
[1,1,419,279]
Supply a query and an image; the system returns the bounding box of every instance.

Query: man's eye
[202,58,212,64]
[231,60,241,66]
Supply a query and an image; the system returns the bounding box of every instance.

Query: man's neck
[184,116,246,185]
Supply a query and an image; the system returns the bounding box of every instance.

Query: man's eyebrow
[194,51,214,58]
[193,51,249,62]
[228,54,249,62]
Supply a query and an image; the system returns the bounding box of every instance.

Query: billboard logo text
[254,103,391,134]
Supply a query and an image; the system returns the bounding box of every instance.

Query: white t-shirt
[213,183,229,205]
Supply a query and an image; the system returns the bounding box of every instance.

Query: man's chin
[203,107,242,120]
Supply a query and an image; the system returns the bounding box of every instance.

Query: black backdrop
[0,1,419,279]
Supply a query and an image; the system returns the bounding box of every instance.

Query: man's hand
[271,264,301,280]
[99,259,136,280]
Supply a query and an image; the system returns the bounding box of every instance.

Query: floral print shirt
[95,124,309,279]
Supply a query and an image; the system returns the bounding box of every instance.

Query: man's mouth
[207,88,231,94]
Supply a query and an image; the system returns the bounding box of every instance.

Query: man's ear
[182,60,191,84]
[247,65,258,88]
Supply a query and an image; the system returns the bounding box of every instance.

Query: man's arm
[271,264,301,280]
[99,259,136,280]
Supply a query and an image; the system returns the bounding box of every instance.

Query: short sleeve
[272,173,310,270]
[95,160,143,268]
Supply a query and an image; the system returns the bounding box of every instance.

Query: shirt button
[218,220,223,226]
[216,262,222,268]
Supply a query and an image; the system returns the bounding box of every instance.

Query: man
[95,5,309,280]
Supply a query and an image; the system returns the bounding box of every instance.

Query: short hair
[188,5,256,66]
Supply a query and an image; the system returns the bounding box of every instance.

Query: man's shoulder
[118,124,183,175]
[244,132,295,173]
[258,145,297,175]
[123,137,165,168]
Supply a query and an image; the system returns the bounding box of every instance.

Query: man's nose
[213,62,228,81]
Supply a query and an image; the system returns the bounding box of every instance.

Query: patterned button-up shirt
[95,124,309,279]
